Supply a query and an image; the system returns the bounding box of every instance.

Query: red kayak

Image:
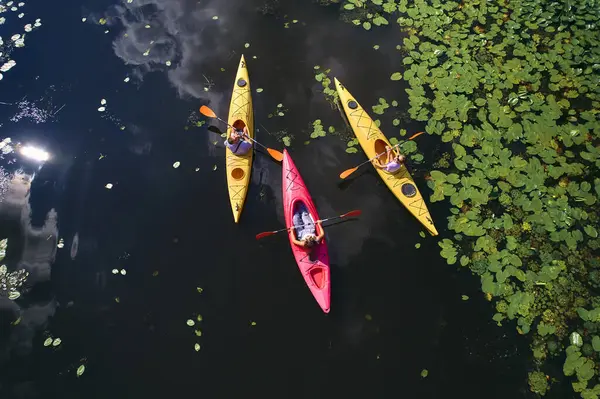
[282,150,331,313]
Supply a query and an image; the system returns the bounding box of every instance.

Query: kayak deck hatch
[310,267,326,289]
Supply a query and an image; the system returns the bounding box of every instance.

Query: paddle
[199,105,284,162]
[339,131,425,180]
[255,209,362,240]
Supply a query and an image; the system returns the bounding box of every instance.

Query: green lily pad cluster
[0,263,29,301]
[310,119,336,139]
[261,126,292,147]
[346,137,359,153]
[268,103,288,118]
[0,238,6,262]
[341,0,391,30]
[0,238,29,300]
[564,345,599,392]
[331,0,600,396]
[184,110,206,131]
[0,3,43,81]
[187,310,203,352]
[528,371,550,396]
[372,97,390,115]
[314,66,339,107]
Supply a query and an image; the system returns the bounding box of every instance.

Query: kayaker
[374,145,405,174]
[224,120,253,155]
[291,204,324,248]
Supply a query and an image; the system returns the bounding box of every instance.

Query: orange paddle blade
[340,209,362,218]
[256,231,276,240]
[199,105,216,118]
[267,148,284,162]
[339,167,359,180]
[408,131,425,140]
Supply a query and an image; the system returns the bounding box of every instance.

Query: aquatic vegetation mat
[329,0,600,396]
[0,255,29,301]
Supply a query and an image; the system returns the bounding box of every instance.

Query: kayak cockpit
[232,119,246,132]
[291,200,320,240]
[374,139,390,166]
[309,266,326,289]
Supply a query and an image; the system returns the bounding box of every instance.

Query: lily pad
[584,226,598,238]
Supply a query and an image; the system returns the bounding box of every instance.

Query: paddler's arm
[290,229,306,247]
[241,127,252,142]
[315,221,325,243]
[291,237,306,247]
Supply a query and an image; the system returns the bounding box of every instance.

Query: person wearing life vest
[373,145,405,174]
[224,120,252,155]
[291,203,324,249]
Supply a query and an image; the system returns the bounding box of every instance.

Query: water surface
[0,0,533,397]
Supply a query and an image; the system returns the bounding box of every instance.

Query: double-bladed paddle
[200,105,283,162]
[255,209,362,240]
[339,131,425,180]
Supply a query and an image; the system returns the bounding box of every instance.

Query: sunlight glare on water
[19,144,49,162]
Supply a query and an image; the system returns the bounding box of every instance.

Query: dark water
[0,0,542,397]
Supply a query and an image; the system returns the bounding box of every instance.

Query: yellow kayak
[334,78,438,236]
[226,55,254,223]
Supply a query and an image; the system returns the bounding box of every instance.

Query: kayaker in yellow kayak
[224,120,253,155]
[291,204,324,248]
[373,145,406,174]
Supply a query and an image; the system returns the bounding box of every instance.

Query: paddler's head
[304,235,317,248]
[228,130,240,144]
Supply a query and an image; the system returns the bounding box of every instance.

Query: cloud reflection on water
[109,0,235,99]
[102,0,397,269]
[0,169,58,369]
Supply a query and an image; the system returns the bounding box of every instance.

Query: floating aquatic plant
[313,66,339,107]
[328,0,600,396]
[267,103,288,118]
[0,261,28,301]
[0,2,42,80]
[310,119,326,139]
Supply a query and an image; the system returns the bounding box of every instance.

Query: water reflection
[0,143,58,367]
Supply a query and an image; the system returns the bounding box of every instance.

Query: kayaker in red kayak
[373,145,405,174]
[224,120,252,155]
[291,203,324,248]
